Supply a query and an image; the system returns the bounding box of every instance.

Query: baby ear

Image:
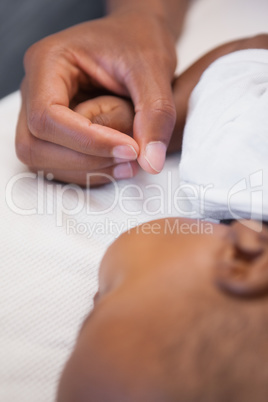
[215,221,268,298]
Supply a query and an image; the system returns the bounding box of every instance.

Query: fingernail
[113,145,137,160]
[144,141,167,173]
[113,162,133,179]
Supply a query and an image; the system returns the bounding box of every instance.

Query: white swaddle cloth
[179,49,268,221]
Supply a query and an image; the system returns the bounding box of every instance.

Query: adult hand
[15,9,179,186]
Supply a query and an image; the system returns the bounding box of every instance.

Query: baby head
[57,218,268,402]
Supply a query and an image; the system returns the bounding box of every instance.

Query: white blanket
[179,49,268,221]
[1,0,268,401]
[0,94,182,402]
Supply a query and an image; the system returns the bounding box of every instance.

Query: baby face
[57,219,268,402]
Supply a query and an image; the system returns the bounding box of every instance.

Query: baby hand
[72,95,139,186]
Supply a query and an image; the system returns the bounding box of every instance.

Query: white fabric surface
[1,0,268,401]
[179,49,268,221]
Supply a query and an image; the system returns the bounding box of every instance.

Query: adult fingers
[30,161,139,187]
[23,44,139,160]
[16,90,129,172]
[124,58,177,174]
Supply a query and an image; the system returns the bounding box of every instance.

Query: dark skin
[57,218,268,401]
[16,34,268,186]
[15,0,190,182]
[57,35,268,401]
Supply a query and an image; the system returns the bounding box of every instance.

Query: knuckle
[27,107,49,139]
[15,134,33,167]
[23,37,58,70]
[23,45,34,69]
[150,98,176,121]
[23,42,40,70]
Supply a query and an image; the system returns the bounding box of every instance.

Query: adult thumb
[125,64,176,174]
